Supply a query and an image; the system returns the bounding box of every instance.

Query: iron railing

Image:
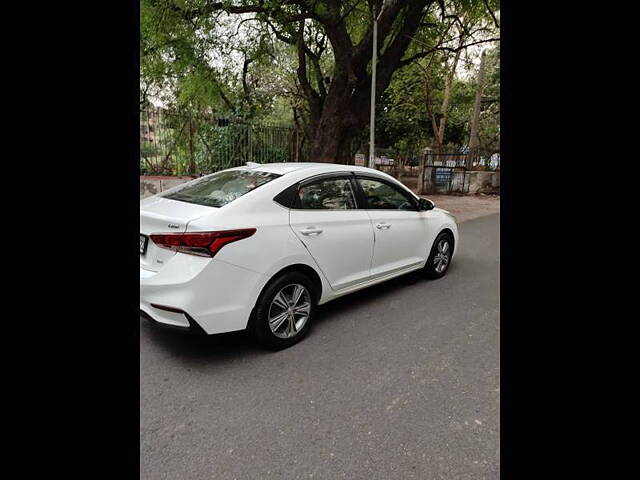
[140,108,308,175]
[423,147,500,171]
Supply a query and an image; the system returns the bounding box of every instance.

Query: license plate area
[140,234,149,254]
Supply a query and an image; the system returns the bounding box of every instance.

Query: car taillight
[150,229,256,257]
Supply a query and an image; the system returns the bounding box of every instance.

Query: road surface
[140,213,500,479]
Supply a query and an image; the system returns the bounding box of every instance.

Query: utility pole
[368,1,388,169]
[468,50,487,169]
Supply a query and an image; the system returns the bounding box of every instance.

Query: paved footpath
[140,213,500,480]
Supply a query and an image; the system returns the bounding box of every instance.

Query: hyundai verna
[140,163,458,349]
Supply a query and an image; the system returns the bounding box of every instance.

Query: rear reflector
[150,303,185,313]
[150,229,256,257]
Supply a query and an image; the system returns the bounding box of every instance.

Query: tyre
[424,231,454,279]
[250,271,316,349]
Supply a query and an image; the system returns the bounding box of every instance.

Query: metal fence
[423,148,500,171]
[140,109,499,180]
[140,108,308,175]
[423,148,500,194]
[356,145,499,175]
[425,168,470,194]
[364,146,499,194]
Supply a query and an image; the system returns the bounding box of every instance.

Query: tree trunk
[299,0,430,163]
[436,37,464,145]
[468,50,487,169]
[423,31,464,155]
[188,116,196,175]
[309,114,354,163]
[307,49,358,163]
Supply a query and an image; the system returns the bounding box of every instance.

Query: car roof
[209,162,420,213]
[243,162,418,199]
[241,162,382,176]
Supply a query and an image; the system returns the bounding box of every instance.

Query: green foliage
[140,110,293,176]
[478,46,500,151]
[140,1,500,169]
[375,58,478,156]
[140,0,228,112]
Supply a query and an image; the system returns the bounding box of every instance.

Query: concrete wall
[140,176,197,199]
[467,171,500,194]
[418,168,500,195]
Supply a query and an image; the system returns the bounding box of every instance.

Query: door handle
[300,227,323,236]
[375,223,391,230]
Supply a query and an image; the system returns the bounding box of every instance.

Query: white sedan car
[140,162,458,349]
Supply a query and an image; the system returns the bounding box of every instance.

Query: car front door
[355,175,428,278]
[289,174,374,290]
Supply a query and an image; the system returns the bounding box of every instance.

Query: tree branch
[296,22,322,119]
[399,37,500,67]
[482,0,500,30]
[242,56,254,106]
[353,0,408,77]
[265,18,297,44]
[375,0,430,91]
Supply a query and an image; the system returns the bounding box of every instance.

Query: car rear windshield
[162,169,281,208]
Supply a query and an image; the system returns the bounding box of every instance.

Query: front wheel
[250,272,316,349]
[424,232,454,279]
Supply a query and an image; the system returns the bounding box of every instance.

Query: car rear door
[289,174,374,290]
[355,175,428,278]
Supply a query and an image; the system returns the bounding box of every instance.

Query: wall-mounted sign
[354,153,365,166]
[434,167,453,186]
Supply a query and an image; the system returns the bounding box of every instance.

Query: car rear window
[162,169,281,208]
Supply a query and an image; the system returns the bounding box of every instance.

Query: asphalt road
[140,213,500,480]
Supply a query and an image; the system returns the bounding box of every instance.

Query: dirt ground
[420,193,500,223]
[393,174,499,223]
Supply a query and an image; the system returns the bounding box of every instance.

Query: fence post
[417,154,427,195]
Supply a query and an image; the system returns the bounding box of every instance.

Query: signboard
[354,153,365,166]
[375,157,382,165]
[434,167,453,186]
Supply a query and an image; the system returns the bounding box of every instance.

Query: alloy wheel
[433,239,450,273]
[268,284,311,339]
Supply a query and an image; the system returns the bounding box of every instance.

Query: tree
[477,46,500,152]
[141,0,236,114]
[142,0,500,163]
[410,0,498,153]
[166,1,458,162]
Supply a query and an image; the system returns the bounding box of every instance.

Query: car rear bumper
[139,308,207,335]
[140,254,269,335]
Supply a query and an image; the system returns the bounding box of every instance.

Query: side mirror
[419,198,435,211]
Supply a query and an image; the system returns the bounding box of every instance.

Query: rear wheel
[250,272,316,349]
[424,232,454,279]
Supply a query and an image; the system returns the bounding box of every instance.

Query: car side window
[357,178,417,211]
[297,177,357,210]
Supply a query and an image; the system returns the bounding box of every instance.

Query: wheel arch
[247,263,324,331]
[432,227,456,256]
[255,263,324,309]
[268,264,323,302]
